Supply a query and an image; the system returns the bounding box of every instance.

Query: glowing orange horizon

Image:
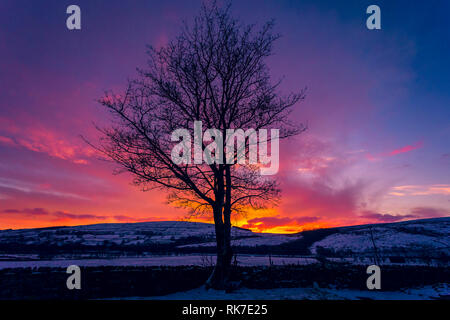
[0,213,333,234]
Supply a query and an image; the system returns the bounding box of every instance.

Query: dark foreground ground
[0,263,448,300]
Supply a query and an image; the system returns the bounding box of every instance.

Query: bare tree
[91,2,306,289]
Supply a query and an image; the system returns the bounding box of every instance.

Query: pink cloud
[1,207,105,220]
[410,207,449,218]
[0,122,94,164]
[366,140,424,161]
[274,136,370,225]
[0,207,165,223]
[388,140,423,156]
[0,135,14,145]
[360,210,416,223]
[359,206,449,223]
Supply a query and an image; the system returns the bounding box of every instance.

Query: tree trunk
[222,164,233,282]
[205,165,233,290]
[206,205,232,289]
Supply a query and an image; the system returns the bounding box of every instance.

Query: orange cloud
[240,215,324,233]
[389,184,450,196]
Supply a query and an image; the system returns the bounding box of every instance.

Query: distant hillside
[0,221,294,254]
[310,217,449,257]
[0,218,448,260]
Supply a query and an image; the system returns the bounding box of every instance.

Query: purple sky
[0,0,448,232]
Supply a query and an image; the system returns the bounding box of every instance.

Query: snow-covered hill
[0,217,448,263]
[310,217,449,257]
[0,221,295,248]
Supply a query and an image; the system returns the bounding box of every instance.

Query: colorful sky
[0,0,449,232]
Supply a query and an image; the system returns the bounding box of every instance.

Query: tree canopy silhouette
[93,2,306,289]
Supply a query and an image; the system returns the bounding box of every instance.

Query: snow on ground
[0,218,448,265]
[0,218,447,252]
[1,254,442,270]
[311,231,445,254]
[0,221,264,247]
[310,217,450,255]
[178,233,297,248]
[0,255,318,269]
[2,254,443,269]
[115,283,449,300]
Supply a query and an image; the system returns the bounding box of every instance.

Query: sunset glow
[0,0,449,232]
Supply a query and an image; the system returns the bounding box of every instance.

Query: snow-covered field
[0,255,318,269]
[0,254,443,270]
[0,217,448,268]
[0,221,296,248]
[179,233,295,248]
[115,283,449,300]
[310,217,450,256]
